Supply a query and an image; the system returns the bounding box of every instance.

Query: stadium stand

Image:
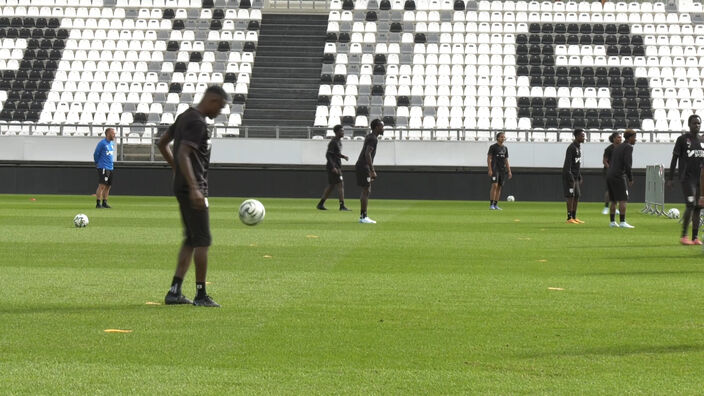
[0,0,261,140]
[320,0,704,141]
[0,0,703,144]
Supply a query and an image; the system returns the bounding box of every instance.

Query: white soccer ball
[238,199,265,226]
[507,195,515,202]
[668,208,680,219]
[73,213,89,228]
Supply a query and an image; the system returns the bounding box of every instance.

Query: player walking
[317,125,350,211]
[606,130,636,228]
[93,128,116,208]
[355,119,384,224]
[601,132,622,214]
[158,86,227,307]
[487,132,512,210]
[668,114,704,245]
[563,129,585,224]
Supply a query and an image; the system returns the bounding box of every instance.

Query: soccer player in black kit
[317,125,350,211]
[668,114,704,245]
[356,119,384,224]
[562,129,585,224]
[602,132,622,215]
[606,130,636,228]
[487,132,512,210]
[158,86,227,307]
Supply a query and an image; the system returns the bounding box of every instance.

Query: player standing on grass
[158,86,227,307]
[355,119,384,224]
[563,129,585,224]
[487,132,512,210]
[602,132,622,215]
[606,130,636,228]
[668,114,704,245]
[317,125,350,211]
[93,127,116,209]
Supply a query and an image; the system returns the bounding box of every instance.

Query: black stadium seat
[217,41,230,51]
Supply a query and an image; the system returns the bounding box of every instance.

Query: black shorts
[681,179,701,206]
[563,175,581,198]
[327,168,343,185]
[176,194,212,247]
[356,167,371,188]
[97,168,113,186]
[490,172,507,186]
[607,176,629,202]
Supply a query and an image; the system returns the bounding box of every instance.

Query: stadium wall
[0,135,679,167]
[0,136,685,202]
[0,163,686,204]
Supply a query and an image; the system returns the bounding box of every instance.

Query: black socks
[169,276,183,295]
[196,282,207,299]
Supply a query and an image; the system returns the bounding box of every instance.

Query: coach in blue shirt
[93,128,115,209]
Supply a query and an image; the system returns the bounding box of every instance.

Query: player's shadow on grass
[520,344,704,359]
[583,270,704,276]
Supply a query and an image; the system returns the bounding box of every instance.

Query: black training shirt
[169,107,211,196]
[326,137,343,170]
[562,142,582,181]
[356,133,378,169]
[488,143,509,173]
[670,133,704,181]
[607,142,634,182]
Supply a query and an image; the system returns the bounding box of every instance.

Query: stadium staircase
[242,14,329,135]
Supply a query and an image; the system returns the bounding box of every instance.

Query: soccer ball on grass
[667,208,680,219]
[73,213,89,227]
[238,199,265,226]
[507,195,516,202]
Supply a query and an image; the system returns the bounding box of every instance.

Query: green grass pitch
[1,194,703,394]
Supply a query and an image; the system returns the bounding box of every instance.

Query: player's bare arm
[699,170,704,207]
[157,128,175,169]
[667,153,678,188]
[366,146,376,179]
[177,144,205,210]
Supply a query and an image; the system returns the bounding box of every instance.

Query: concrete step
[245,98,318,109]
[250,56,322,67]
[247,88,318,99]
[243,119,317,127]
[262,14,330,24]
[249,78,319,89]
[255,47,324,56]
[243,14,327,127]
[253,68,321,78]
[244,108,317,119]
